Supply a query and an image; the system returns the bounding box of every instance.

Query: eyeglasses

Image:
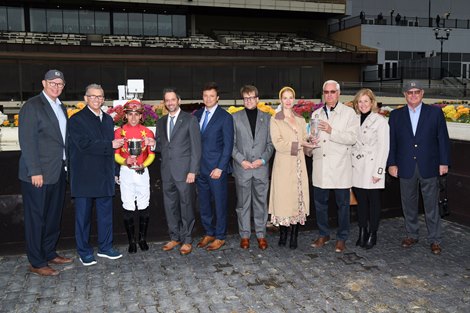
[47,81,65,88]
[86,95,105,100]
[405,90,422,95]
[323,90,337,95]
[243,96,258,102]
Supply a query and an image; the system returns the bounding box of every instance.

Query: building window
[113,12,128,35]
[5,6,25,31]
[63,10,79,33]
[143,13,158,36]
[128,12,142,36]
[172,15,186,37]
[30,8,47,33]
[79,10,95,34]
[95,11,110,34]
[158,14,172,36]
[47,9,63,33]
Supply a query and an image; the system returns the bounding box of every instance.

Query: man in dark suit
[195,82,234,251]
[155,88,201,255]
[68,84,125,266]
[232,85,273,250]
[387,81,450,255]
[19,69,73,276]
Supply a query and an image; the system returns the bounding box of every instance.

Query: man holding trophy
[69,84,125,266]
[114,100,155,253]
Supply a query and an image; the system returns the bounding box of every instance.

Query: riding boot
[365,232,377,249]
[356,227,368,248]
[289,223,299,249]
[278,226,288,246]
[138,216,150,251]
[123,218,137,253]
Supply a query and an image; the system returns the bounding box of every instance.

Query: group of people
[18,70,450,277]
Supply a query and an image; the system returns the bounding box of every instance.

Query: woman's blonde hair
[352,88,379,114]
[278,86,296,100]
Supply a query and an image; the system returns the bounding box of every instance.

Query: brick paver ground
[1,217,469,313]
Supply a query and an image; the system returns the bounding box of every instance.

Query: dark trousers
[313,187,350,240]
[162,177,196,244]
[400,165,441,244]
[196,172,228,240]
[353,187,382,232]
[21,168,66,268]
[74,196,113,258]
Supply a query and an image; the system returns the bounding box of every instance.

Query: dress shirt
[407,103,422,136]
[43,91,66,160]
[167,108,181,141]
[199,104,218,130]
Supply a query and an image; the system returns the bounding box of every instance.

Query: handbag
[350,188,358,206]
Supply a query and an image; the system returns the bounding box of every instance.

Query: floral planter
[0,127,19,151]
[446,122,470,141]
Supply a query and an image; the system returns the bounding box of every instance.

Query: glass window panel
[148,66,170,99]
[113,12,128,35]
[95,11,110,34]
[158,14,171,36]
[398,51,412,60]
[463,54,470,62]
[212,67,233,100]
[0,61,20,100]
[449,53,461,62]
[385,51,398,60]
[143,13,158,36]
[0,7,8,31]
[7,7,24,31]
[63,10,79,33]
[170,66,192,98]
[47,9,63,33]
[172,15,186,37]
[128,13,142,36]
[300,67,315,99]
[79,10,95,34]
[256,66,276,99]
[30,8,47,33]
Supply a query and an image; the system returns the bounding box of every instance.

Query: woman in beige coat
[269,87,313,249]
[351,88,389,249]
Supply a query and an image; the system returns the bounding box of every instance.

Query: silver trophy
[127,138,143,169]
[309,114,320,147]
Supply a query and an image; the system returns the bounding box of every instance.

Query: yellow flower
[257,102,276,116]
[2,120,9,126]
[14,120,18,127]
[76,102,86,109]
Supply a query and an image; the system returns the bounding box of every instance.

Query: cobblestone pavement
[1,217,470,313]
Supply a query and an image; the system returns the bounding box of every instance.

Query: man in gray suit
[18,69,73,276]
[155,88,201,255]
[232,85,274,250]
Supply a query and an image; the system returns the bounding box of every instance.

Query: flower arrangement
[227,102,276,116]
[67,102,86,118]
[0,113,18,127]
[107,103,161,126]
[442,104,470,123]
[292,99,323,122]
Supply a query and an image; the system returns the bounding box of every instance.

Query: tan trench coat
[311,102,359,189]
[351,112,390,189]
[268,112,310,225]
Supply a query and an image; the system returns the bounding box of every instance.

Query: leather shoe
[48,255,73,265]
[206,239,225,251]
[180,244,192,255]
[162,240,181,251]
[311,236,330,248]
[335,240,346,253]
[257,238,268,250]
[431,243,442,255]
[240,238,250,249]
[197,236,216,248]
[401,237,418,248]
[29,265,59,276]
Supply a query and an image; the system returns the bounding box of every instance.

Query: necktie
[201,110,210,132]
[169,116,175,137]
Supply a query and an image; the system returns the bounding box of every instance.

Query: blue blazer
[68,107,116,198]
[387,103,450,179]
[194,106,234,175]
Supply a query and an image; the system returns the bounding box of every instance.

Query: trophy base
[130,165,141,169]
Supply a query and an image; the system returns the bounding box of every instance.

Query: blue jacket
[194,106,234,175]
[68,107,116,198]
[387,103,450,179]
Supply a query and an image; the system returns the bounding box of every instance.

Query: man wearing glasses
[387,81,450,255]
[310,80,358,253]
[232,85,273,250]
[19,69,73,276]
[68,84,125,266]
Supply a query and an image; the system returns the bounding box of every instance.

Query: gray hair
[322,80,341,92]
[85,83,104,95]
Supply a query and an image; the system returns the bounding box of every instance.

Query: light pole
[434,28,451,79]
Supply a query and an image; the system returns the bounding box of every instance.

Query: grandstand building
[0,0,375,102]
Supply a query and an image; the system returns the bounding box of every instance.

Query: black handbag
[438,175,450,217]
